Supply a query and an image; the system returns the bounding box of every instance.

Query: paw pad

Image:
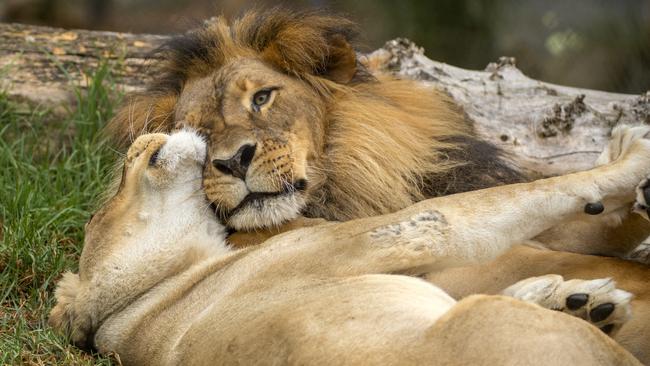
[589,302,615,322]
[566,293,589,310]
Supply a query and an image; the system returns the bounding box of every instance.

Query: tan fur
[50,128,650,365]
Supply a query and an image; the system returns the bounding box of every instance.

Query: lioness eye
[251,89,273,110]
[149,148,160,166]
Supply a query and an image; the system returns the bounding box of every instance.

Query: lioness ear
[49,272,94,350]
[105,93,177,149]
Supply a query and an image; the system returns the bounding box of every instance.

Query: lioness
[51,128,650,365]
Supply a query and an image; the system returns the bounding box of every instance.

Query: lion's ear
[105,93,177,149]
[322,34,357,84]
[49,272,94,350]
[259,16,358,84]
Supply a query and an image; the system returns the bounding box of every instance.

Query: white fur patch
[158,129,207,171]
[227,194,305,230]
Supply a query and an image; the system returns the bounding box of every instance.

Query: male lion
[51,129,650,365]
[103,9,650,360]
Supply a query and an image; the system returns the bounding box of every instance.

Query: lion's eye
[251,89,274,111]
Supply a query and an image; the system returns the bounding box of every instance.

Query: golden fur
[50,129,650,365]
[107,9,520,230]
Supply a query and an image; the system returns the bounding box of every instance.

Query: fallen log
[0,22,164,110]
[1,23,648,176]
[367,39,650,176]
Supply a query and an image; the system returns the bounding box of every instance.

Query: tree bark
[1,24,649,176]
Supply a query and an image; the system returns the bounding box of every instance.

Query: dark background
[1,0,648,93]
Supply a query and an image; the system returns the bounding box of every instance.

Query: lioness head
[50,131,227,349]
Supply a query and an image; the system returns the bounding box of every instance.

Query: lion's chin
[226,193,306,230]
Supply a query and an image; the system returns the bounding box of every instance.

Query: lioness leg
[533,126,650,256]
[502,275,632,336]
[533,210,650,256]
[633,175,650,221]
[625,178,650,264]
[626,241,650,265]
[422,295,641,366]
[265,126,650,277]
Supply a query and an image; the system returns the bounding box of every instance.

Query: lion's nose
[212,144,256,180]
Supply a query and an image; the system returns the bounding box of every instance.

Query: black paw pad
[584,202,605,215]
[600,324,615,335]
[590,303,615,322]
[566,293,589,310]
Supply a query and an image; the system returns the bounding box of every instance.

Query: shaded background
[1,0,648,94]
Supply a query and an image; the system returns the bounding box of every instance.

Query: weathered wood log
[367,39,650,176]
[1,23,648,176]
[0,22,164,110]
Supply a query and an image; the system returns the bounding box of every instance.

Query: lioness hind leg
[502,275,632,337]
[627,179,650,264]
[633,176,650,221]
[626,241,650,265]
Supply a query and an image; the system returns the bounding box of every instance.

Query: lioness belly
[171,275,456,365]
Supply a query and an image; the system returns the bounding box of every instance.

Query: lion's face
[174,59,328,230]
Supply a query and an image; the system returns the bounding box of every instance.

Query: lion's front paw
[633,176,650,221]
[596,125,650,166]
[502,275,632,337]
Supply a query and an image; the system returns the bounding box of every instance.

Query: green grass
[0,62,121,365]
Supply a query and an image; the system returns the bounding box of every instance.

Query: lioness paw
[502,275,632,336]
[633,177,650,221]
[595,125,650,166]
[626,241,650,265]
